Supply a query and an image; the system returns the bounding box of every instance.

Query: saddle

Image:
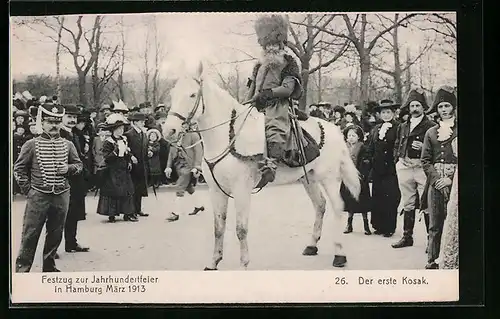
[282,107,321,168]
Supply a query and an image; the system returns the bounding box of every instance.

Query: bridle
[166,77,253,161]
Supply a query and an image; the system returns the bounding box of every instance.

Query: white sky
[10,12,457,87]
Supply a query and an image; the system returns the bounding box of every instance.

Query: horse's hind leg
[234,184,252,269]
[205,188,229,271]
[301,178,326,256]
[320,178,347,268]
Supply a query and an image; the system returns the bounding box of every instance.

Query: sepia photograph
[10,11,459,303]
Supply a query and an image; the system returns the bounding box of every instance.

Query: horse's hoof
[332,255,347,268]
[204,267,217,271]
[302,246,318,256]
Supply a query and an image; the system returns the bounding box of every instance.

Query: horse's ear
[196,60,203,79]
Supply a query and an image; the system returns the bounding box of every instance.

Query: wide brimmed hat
[255,14,289,48]
[403,88,429,112]
[64,104,82,115]
[374,99,400,112]
[112,100,129,113]
[104,113,129,130]
[14,110,29,118]
[344,104,357,114]
[427,85,457,114]
[127,112,147,121]
[343,124,364,141]
[365,101,380,113]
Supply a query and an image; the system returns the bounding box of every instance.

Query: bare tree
[287,14,350,110]
[117,16,126,101]
[371,14,435,103]
[55,17,65,100]
[416,13,456,61]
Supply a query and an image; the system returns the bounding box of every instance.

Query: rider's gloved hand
[255,89,274,110]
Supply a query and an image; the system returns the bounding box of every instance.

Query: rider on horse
[246,14,303,185]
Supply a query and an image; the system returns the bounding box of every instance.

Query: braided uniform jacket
[13,132,83,195]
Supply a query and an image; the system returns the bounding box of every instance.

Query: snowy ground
[10,183,429,272]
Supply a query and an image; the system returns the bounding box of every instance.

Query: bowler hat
[374,99,400,112]
[127,112,147,121]
[64,104,82,115]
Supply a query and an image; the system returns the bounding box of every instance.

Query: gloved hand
[165,167,172,178]
[191,167,201,178]
[255,89,274,110]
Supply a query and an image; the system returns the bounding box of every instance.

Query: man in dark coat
[124,112,150,217]
[365,99,402,237]
[392,88,436,249]
[155,111,171,185]
[14,103,83,272]
[60,104,90,253]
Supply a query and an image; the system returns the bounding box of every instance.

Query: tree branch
[366,13,419,52]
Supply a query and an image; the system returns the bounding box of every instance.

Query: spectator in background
[96,114,136,223]
[365,100,401,237]
[98,104,112,125]
[332,105,346,126]
[146,128,163,188]
[92,123,111,189]
[341,125,372,235]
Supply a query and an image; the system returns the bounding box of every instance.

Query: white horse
[162,61,360,270]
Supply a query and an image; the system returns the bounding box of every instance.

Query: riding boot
[257,142,282,184]
[343,213,353,234]
[392,209,415,248]
[362,212,372,235]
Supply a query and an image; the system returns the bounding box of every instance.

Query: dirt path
[11,184,429,272]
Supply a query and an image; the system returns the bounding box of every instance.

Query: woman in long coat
[365,100,402,237]
[96,114,136,222]
[341,125,372,235]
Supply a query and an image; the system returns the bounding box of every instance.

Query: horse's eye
[190,93,196,98]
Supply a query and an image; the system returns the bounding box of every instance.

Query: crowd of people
[312,87,458,270]
[12,93,205,272]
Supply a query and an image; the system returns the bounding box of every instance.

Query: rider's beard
[259,44,285,66]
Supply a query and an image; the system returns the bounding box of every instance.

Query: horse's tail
[339,140,361,200]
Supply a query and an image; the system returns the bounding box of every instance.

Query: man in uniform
[60,105,90,253]
[14,103,82,272]
[421,86,458,269]
[165,124,204,222]
[245,14,303,184]
[392,88,436,249]
[124,112,150,218]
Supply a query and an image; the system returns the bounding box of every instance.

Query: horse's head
[163,61,205,142]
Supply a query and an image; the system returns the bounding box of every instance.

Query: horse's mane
[202,75,247,113]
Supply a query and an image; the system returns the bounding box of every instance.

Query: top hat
[427,85,457,114]
[374,99,400,112]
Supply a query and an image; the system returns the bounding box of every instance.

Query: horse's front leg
[234,183,253,269]
[301,178,327,256]
[205,188,229,271]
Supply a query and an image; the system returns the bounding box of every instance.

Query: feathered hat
[254,14,289,48]
[112,100,129,113]
[344,104,357,114]
[105,113,129,130]
[34,103,65,134]
[427,85,457,114]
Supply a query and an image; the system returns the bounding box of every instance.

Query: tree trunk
[78,71,86,105]
[392,14,403,104]
[55,17,64,101]
[404,48,412,97]
[317,49,322,102]
[152,17,159,107]
[118,16,125,101]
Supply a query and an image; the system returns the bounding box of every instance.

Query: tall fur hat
[254,15,289,48]
[427,85,457,114]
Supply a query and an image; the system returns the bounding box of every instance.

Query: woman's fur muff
[254,15,289,48]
